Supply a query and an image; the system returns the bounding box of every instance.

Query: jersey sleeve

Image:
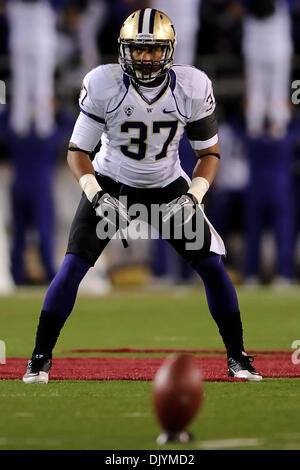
[69,112,103,152]
[70,70,106,152]
[79,71,106,126]
[186,70,219,151]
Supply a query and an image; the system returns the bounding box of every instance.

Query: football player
[23,8,262,384]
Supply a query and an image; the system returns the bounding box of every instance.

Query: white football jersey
[70,64,218,188]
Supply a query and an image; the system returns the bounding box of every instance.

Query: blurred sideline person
[4,0,76,285]
[53,1,108,89]
[208,116,249,279]
[0,5,13,294]
[293,136,300,265]
[23,8,262,385]
[230,113,299,286]
[0,106,74,284]
[232,0,293,138]
[6,0,59,138]
[0,181,15,295]
[0,216,14,294]
[76,0,109,73]
[151,0,201,65]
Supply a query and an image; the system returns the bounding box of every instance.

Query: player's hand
[162,193,198,226]
[92,191,131,230]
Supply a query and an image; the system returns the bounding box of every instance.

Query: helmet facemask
[119,39,175,83]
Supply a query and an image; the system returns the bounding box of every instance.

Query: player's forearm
[188,143,220,203]
[67,143,95,181]
[192,154,220,184]
[67,143,102,202]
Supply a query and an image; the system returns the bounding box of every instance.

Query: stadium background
[0,0,300,292]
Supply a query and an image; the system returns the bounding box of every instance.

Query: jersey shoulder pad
[172,65,216,121]
[172,65,212,101]
[80,65,124,117]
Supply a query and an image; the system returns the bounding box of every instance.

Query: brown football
[152,354,204,433]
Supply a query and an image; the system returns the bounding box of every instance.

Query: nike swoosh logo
[102,197,117,208]
[163,109,176,114]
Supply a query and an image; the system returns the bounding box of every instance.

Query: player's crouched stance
[23,8,262,384]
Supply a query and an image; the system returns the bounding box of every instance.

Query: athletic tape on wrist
[79,174,102,202]
[188,177,210,204]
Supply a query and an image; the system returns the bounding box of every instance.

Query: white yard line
[122,412,150,418]
[153,336,187,342]
[196,438,264,449]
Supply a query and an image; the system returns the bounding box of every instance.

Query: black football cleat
[22,354,52,384]
[228,352,262,381]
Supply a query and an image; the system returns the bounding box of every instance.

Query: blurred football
[152,354,204,433]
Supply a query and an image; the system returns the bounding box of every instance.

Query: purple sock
[194,255,244,357]
[43,253,91,319]
[32,254,91,358]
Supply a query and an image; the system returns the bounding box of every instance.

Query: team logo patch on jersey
[124,105,134,116]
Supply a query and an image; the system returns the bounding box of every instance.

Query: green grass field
[0,286,300,450]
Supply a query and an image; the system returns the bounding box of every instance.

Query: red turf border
[1,356,300,381]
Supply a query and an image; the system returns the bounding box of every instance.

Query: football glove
[92,191,131,247]
[162,193,198,226]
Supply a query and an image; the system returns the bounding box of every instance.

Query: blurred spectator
[207,109,249,279]
[0,106,74,285]
[0,141,14,294]
[6,0,60,138]
[77,0,109,73]
[0,211,14,294]
[231,0,293,138]
[56,0,106,79]
[151,0,201,65]
[292,127,300,274]
[231,113,300,286]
